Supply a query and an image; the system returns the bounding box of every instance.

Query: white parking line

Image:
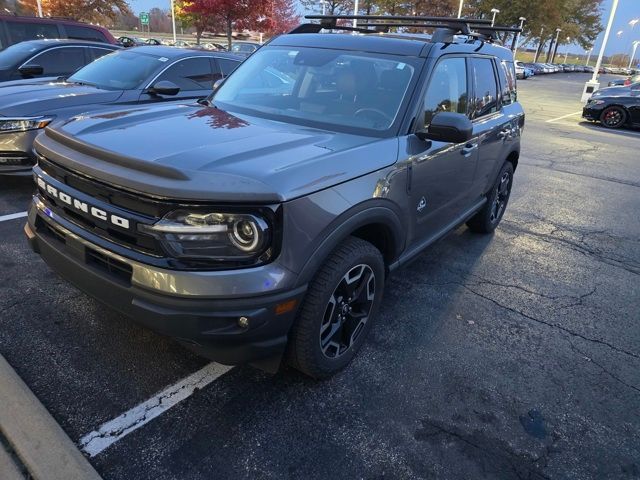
[79,362,233,457]
[0,211,27,223]
[546,111,583,123]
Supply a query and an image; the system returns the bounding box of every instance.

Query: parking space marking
[0,211,27,223]
[78,362,233,457]
[546,111,583,123]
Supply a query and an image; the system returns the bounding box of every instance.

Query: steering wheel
[354,108,393,126]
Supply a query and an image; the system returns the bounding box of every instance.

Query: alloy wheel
[602,108,624,128]
[490,171,512,223]
[319,264,376,359]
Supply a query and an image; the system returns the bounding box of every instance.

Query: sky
[128,0,639,57]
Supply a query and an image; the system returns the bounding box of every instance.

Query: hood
[34,103,399,203]
[0,81,123,116]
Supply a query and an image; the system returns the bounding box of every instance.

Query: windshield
[0,41,42,68]
[68,50,164,90]
[213,46,417,134]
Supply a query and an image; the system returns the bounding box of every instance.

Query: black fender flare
[295,199,406,287]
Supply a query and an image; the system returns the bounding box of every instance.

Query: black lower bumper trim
[25,221,306,366]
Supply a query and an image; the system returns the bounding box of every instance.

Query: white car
[515,61,526,79]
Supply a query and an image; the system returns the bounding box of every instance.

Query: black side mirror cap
[18,64,44,77]
[147,80,180,96]
[417,112,473,144]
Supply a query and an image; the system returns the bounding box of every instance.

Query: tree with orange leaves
[17,0,131,24]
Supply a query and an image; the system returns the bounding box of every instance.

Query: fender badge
[417,196,427,212]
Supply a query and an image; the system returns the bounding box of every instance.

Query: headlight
[0,116,54,133]
[140,210,274,264]
[588,99,606,105]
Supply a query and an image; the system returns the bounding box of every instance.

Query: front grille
[86,248,132,285]
[39,218,66,245]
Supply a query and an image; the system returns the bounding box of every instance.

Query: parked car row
[117,36,261,56]
[520,62,595,75]
[608,73,640,87]
[0,43,242,173]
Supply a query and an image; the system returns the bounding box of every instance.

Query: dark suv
[25,16,525,378]
[0,14,117,49]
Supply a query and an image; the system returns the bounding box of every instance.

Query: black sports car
[582,83,640,129]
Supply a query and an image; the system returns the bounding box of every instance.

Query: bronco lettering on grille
[37,176,131,230]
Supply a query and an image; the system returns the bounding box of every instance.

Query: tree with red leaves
[182,0,299,48]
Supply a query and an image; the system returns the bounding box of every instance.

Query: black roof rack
[291,15,521,43]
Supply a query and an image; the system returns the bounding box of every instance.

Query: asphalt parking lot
[1,72,639,479]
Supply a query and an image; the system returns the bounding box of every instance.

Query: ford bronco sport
[25,15,524,378]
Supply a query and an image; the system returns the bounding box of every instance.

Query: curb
[0,354,102,480]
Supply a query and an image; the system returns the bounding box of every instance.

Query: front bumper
[582,105,604,121]
[25,204,307,368]
[0,130,39,175]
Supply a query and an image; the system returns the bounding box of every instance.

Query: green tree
[463,0,602,50]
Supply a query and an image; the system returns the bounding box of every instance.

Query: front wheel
[600,106,627,129]
[466,161,514,234]
[287,237,384,378]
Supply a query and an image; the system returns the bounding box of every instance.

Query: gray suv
[25,15,525,378]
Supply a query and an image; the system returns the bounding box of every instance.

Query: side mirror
[18,64,44,77]
[147,80,180,96]
[213,78,224,91]
[416,112,473,144]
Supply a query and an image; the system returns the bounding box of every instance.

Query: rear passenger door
[139,57,215,103]
[469,57,511,198]
[408,56,480,241]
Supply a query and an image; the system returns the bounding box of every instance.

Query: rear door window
[6,21,59,43]
[471,57,499,118]
[64,25,107,43]
[422,56,468,127]
[155,57,214,90]
[27,46,87,76]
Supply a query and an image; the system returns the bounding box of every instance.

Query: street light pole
[563,37,570,63]
[490,8,500,27]
[36,0,43,17]
[170,0,177,43]
[585,48,593,66]
[512,17,526,55]
[581,0,619,102]
[457,0,464,18]
[533,27,544,63]
[591,0,619,83]
[630,41,640,69]
[353,0,359,28]
[548,28,561,63]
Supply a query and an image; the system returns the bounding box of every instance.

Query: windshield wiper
[69,80,96,87]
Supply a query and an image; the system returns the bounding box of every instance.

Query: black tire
[600,106,627,129]
[466,161,514,234]
[287,237,385,378]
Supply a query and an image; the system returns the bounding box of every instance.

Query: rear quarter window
[6,21,59,44]
[64,25,107,43]
[499,60,517,105]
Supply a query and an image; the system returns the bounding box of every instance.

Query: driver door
[407,56,479,243]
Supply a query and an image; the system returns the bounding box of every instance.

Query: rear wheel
[287,237,384,378]
[600,106,627,129]
[466,161,514,234]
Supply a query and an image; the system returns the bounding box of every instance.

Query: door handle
[461,143,478,157]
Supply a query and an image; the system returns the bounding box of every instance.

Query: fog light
[238,316,249,328]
